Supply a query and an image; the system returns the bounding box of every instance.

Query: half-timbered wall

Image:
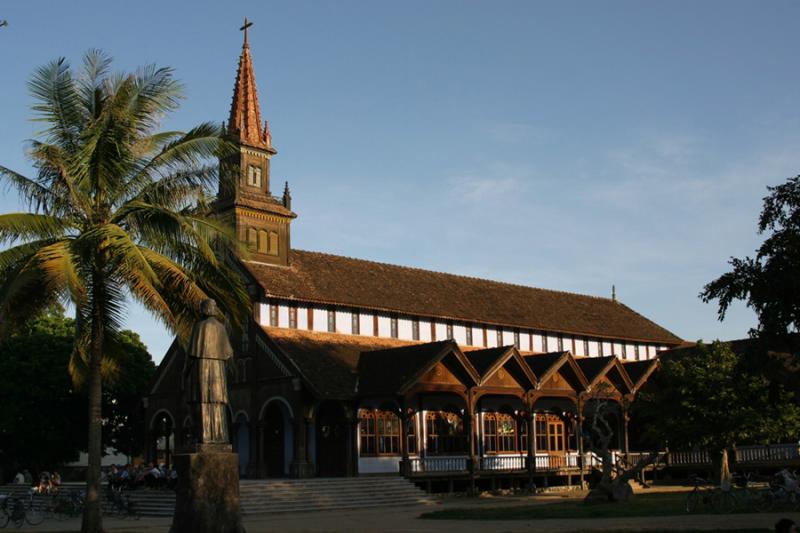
[259,299,669,360]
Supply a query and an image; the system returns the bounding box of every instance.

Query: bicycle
[731,472,773,513]
[48,490,84,521]
[0,494,45,528]
[103,486,140,520]
[686,475,719,513]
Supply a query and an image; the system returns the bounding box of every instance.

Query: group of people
[106,463,177,490]
[13,469,61,494]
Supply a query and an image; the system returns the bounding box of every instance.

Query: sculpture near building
[183,298,234,447]
[172,299,244,533]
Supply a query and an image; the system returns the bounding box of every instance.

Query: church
[144,24,682,489]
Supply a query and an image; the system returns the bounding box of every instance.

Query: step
[1,478,437,517]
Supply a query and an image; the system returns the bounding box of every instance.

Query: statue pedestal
[171,451,245,533]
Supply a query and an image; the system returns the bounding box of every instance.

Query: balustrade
[480,455,526,471]
[408,456,468,473]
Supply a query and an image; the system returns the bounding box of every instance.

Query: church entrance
[316,401,348,477]
[263,402,287,477]
[233,413,250,477]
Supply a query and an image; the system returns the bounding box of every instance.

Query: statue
[172,298,245,533]
[183,299,234,447]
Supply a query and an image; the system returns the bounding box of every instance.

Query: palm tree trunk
[82,274,105,533]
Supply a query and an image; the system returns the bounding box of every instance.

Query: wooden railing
[667,450,711,466]
[408,456,468,473]
[735,444,800,464]
[403,444,800,478]
[481,455,526,471]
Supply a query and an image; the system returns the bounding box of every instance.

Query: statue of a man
[183,299,233,446]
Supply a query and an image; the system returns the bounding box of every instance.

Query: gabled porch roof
[622,358,660,393]
[465,345,537,390]
[358,339,481,396]
[576,355,634,396]
[524,351,589,392]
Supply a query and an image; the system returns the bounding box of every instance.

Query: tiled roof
[264,327,414,399]
[464,346,513,378]
[244,250,682,345]
[261,328,657,400]
[357,341,455,395]
[228,30,272,149]
[575,356,616,385]
[522,351,569,379]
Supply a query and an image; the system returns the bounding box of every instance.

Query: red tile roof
[245,250,682,345]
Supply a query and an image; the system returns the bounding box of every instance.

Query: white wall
[398,317,413,340]
[359,312,373,336]
[377,315,391,337]
[336,310,352,335]
[472,326,484,346]
[486,328,498,347]
[532,334,543,352]
[587,340,598,357]
[547,335,559,352]
[312,308,327,332]
[259,303,269,326]
[453,324,467,345]
[502,330,515,346]
[419,320,432,341]
[435,322,447,340]
[575,338,586,356]
[297,306,308,330]
[278,305,289,328]
[519,332,531,351]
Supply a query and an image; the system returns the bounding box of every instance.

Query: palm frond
[0,213,74,244]
[28,57,83,149]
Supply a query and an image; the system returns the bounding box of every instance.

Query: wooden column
[622,404,630,456]
[399,398,410,476]
[466,389,477,495]
[527,409,535,491]
[577,397,585,489]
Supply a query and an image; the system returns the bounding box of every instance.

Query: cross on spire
[240,17,253,46]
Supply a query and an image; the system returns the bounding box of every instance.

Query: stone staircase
[1,477,436,517]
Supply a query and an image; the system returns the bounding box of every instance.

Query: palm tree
[0,50,249,533]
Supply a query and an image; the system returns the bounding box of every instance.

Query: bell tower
[217,18,296,267]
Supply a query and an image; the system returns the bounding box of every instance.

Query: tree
[0,307,155,477]
[0,308,85,477]
[0,51,249,533]
[582,385,658,503]
[701,175,800,358]
[632,341,800,485]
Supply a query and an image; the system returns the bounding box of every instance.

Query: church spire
[228,17,273,150]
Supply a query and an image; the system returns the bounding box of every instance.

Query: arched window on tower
[246,228,257,251]
[268,231,279,256]
[257,230,268,254]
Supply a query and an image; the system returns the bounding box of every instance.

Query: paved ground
[16,493,800,533]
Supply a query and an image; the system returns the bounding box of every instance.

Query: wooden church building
[144,25,682,487]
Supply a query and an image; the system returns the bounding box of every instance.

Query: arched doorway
[233,412,250,477]
[151,410,174,468]
[316,401,348,477]
[263,402,288,477]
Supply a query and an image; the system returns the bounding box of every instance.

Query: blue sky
[2,1,798,362]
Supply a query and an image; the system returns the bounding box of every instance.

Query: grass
[420,492,773,520]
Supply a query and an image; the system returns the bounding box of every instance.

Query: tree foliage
[0,308,155,481]
[701,175,800,356]
[0,50,248,532]
[632,341,800,460]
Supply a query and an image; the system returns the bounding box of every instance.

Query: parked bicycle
[758,468,800,511]
[0,492,45,528]
[686,475,720,513]
[729,472,772,513]
[47,489,85,521]
[103,486,140,520]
